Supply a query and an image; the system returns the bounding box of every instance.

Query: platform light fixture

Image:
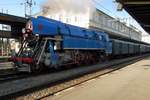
[117,3,123,11]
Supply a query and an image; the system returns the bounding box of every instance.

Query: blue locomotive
[10,16,150,72]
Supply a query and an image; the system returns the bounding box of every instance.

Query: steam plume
[41,0,94,15]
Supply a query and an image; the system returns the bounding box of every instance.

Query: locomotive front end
[11,40,38,72]
[11,17,60,72]
[10,19,38,72]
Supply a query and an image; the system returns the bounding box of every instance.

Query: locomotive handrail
[37,39,48,65]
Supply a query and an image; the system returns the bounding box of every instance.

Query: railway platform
[0,62,15,76]
[44,56,150,100]
[0,62,14,70]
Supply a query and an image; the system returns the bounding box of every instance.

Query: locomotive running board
[44,37,63,41]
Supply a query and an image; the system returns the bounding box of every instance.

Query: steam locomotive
[10,16,150,72]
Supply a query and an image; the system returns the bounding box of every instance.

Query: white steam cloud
[41,0,95,15]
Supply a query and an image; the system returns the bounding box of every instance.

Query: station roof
[0,13,27,38]
[116,0,150,34]
[0,13,27,26]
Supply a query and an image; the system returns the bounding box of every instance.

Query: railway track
[0,72,28,83]
[0,69,58,83]
[0,54,149,99]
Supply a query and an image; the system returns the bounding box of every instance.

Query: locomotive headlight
[22,28,25,34]
[26,20,33,33]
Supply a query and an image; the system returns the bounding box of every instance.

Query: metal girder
[117,3,123,11]
[116,0,150,34]
[0,13,27,25]
[0,13,27,38]
[117,1,150,10]
[123,1,150,5]
[116,0,150,4]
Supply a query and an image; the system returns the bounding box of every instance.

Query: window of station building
[75,16,78,22]
[124,27,127,33]
[52,16,55,20]
[105,17,109,27]
[119,24,122,32]
[102,16,105,25]
[66,18,71,23]
[99,16,102,25]
[116,21,119,30]
[118,23,121,31]
[96,14,99,22]
[122,25,124,32]
[126,28,129,35]
[112,21,116,30]
[108,19,112,28]
[112,19,117,30]
[59,15,62,21]
[93,12,97,20]
[124,27,126,33]
[112,22,114,30]
[110,20,113,29]
[105,17,108,27]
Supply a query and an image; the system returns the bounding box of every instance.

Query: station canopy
[0,13,26,26]
[0,13,27,38]
[116,0,150,34]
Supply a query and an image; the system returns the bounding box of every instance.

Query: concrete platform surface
[43,57,150,100]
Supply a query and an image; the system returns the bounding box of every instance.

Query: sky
[0,0,43,16]
[0,0,130,18]
[0,0,148,35]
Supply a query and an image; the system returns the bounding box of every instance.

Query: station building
[142,35,150,44]
[34,8,142,41]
